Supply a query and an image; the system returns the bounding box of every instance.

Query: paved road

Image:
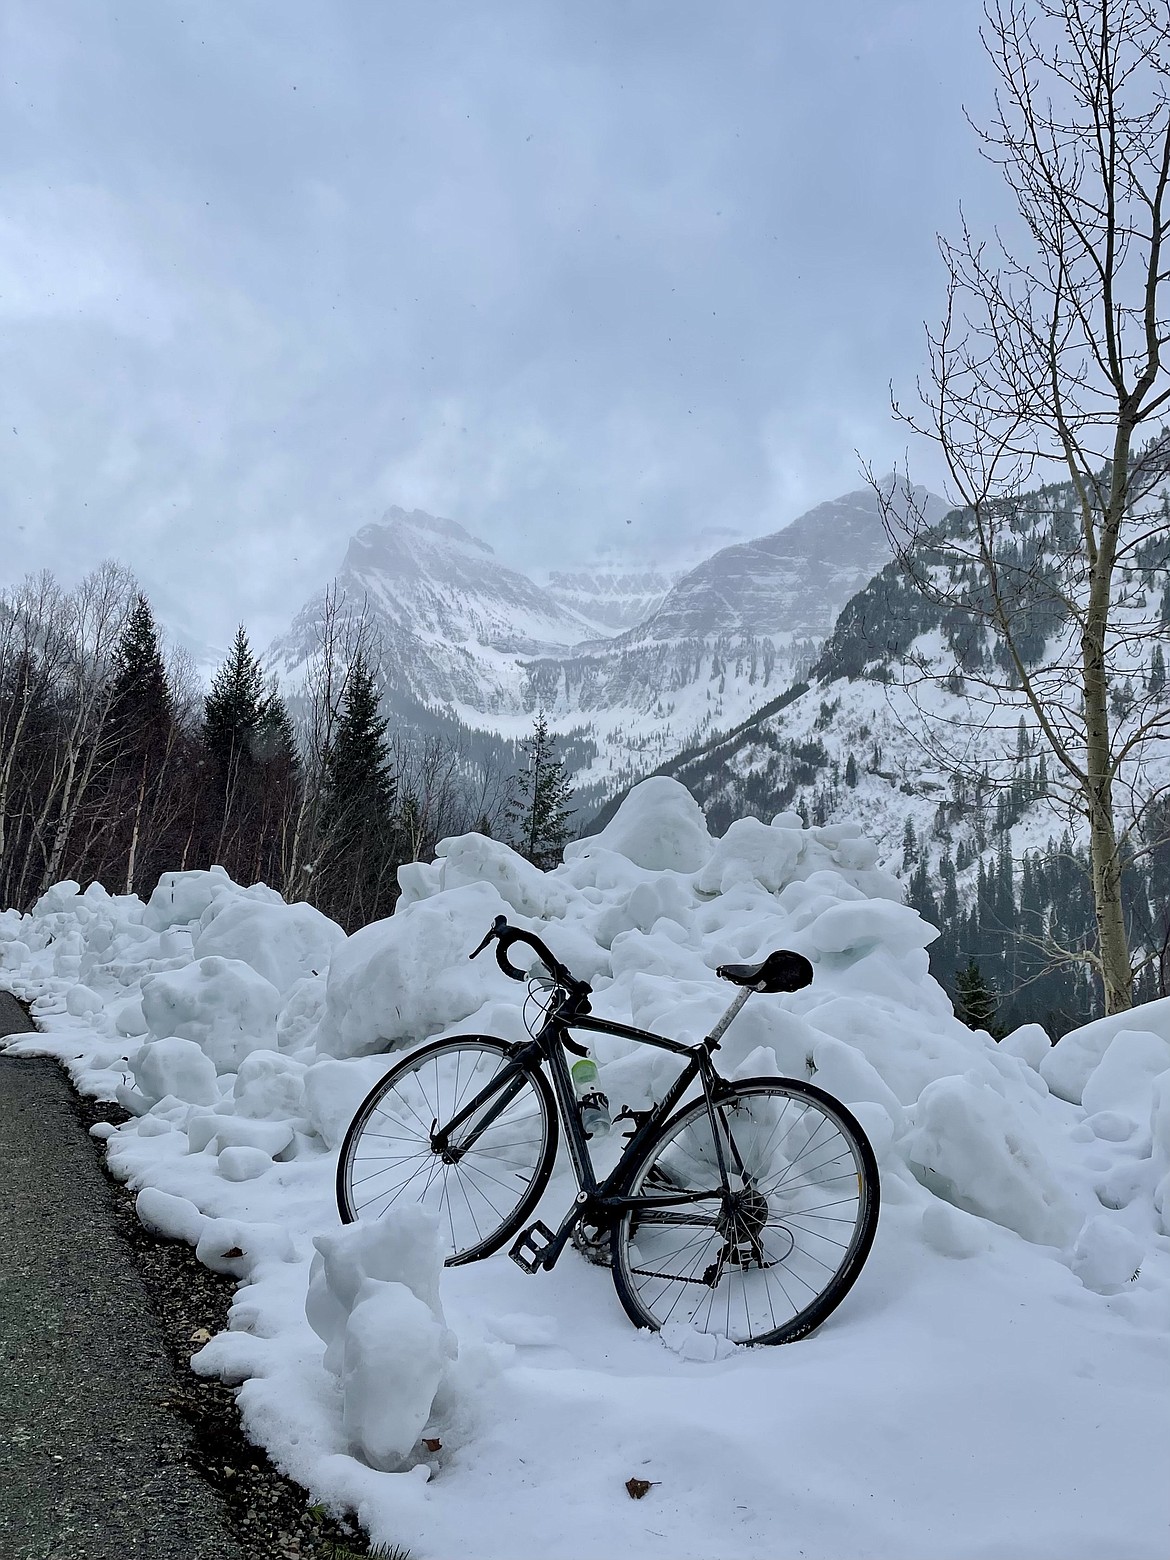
[0,990,244,1560]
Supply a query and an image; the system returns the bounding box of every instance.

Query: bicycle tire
[336,1034,558,1266]
[610,1076,879,1345]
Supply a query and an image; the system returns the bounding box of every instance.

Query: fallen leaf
[423,1438,442,1453]
[626,1477,658,1500]
[222,1246,245,1259]
[190,1328,212,1344]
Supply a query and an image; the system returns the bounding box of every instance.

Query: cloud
[1,0,992,648]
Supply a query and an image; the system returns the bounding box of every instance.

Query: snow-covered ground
[2,778,1168,1560]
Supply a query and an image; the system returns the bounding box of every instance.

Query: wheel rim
[618,1084,874,1345]
[341,1041,552,1261]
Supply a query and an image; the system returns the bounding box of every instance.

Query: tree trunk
[124,766,148,897]
[1081,451,1133,1014]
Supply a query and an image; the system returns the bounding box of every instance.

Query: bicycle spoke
[612,1080,878,1346]
[338,1037,556,1265]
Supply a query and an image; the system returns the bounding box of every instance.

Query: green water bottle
[571,1055,611,1138]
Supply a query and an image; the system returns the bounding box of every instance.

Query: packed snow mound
[143,865,282,933]
[312,881,520,1059]
[2,776,1169,1560]
[1042,997,1170,1104]
[905,1076,1080,1247]
[306,1206,459,1471]
[566,776,713,872]
[194,897,345,997]
[423,834,571,919]
[140,956,281,1073]
[695,816,900,902]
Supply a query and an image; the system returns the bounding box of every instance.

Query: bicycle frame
[430,982,756,1270]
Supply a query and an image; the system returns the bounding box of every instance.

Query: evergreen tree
[507,713,574,871]
[253,685,299,771]
[108,594,173,758]
[103,593,181,895]
[1149,643,1166,697]
[845,752,858,788]
[204,626,266,771]
[955,958,1000,1035]
[315,654,398,927]
[202,626,286,884]
[902,816,918,873]
[251,683,301,889]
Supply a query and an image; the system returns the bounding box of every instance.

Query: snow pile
[306,1207,460,1471]
[1,776,1168,1560]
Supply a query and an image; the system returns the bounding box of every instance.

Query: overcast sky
[1,0,1003,652]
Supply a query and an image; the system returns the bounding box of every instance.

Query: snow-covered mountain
[267,486,945,797]
[266,507,601,715]
[542,563,678,634]
[642,478,1170,1030]
[521,482,948,792]
[640,485,938,641]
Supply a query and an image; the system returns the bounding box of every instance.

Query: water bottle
[571,1055,611,1138]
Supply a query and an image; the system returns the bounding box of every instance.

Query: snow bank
[566,775,713,871]
[194,896,344,997]
[1,778,1167,1560]
[141,956,281,1073]
[311,880,517,1059]
[1042,996,1170,1103]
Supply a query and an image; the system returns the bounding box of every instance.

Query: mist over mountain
[542,564,679,634]
[265,484,946,805]
[266,506,598,716]
[636,483,946,642]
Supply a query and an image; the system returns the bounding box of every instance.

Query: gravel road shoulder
[0,990,397,1560]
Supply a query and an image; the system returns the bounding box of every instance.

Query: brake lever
[468,914,509,960]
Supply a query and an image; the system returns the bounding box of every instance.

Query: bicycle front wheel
[336,1035,558,1266]
[611,1077,879,1345]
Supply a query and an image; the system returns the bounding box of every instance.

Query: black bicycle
[336,915,879,1346]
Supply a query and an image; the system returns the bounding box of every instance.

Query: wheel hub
[709,1184,794,1274]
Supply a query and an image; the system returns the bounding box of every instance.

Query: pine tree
[955,958,1000,1035]
[108,594,173,758]
[902,816,918,873]
[1150,643,1166,698]
[253,685,299,771]
[104,593,180,894]
[315,654,398,926]
[202,626,276,881]
[251,683,301,888]
[204,626,266,772]
[845,752,858,788]
[506,713,574,871]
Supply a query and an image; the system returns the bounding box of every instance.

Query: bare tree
[284,583,382,899]
[29,562,137,896]
[0,573,66,901]
[390,731,515,862]
[882,0,1170,1013]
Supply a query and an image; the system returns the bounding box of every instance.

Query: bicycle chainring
[570,1219,613,1267]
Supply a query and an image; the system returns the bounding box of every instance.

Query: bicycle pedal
[509,1221,556,1274]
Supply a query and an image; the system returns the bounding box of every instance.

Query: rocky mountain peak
[631,482,947,643]
[345,506,496,571]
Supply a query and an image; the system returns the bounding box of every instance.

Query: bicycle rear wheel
[336,1035,558,1266]
[610,1077,879,1345]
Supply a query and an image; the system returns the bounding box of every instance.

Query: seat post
[703,985,753,1049]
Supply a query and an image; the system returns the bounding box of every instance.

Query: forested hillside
[644,481,1170,1034]
[0,567,572,933]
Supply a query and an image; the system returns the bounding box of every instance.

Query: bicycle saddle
[716,949,813,993]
